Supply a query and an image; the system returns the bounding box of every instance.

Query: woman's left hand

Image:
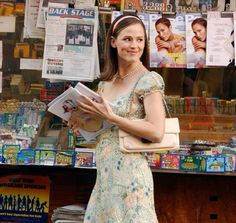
[76,94,115,123]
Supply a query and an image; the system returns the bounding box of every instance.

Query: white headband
[112,15,141,33]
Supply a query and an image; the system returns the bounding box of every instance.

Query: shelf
[0,164,235,177]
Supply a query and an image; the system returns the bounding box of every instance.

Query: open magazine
[47,82,113,141]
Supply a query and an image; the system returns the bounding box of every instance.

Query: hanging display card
[175,0,225,12]
[185,13,206,68]
[206,11,234,67]
[149,13,186,68]
[20,59,43,70]
[42,5,99,81]
[0,174,50,223]
[37,0,68,29]
[24,0,45,38]
[142,0,175,12]
[0,16,16,33]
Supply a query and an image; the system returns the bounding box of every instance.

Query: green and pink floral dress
[84,71,164,223]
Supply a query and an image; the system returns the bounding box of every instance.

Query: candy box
[146,152,161,168]
[179,155,201,171]
[34,149,41,165]
[74,148,95,168]
[198,156,207,172]
[17,148,35,165]
[224,155,236,171]
[206,156,225,172]
[55,150,75,166]
[2,144,20,164]
[39,149,56,166]
[160,154,180,170]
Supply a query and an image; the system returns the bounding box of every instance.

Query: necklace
[116,62,142,80]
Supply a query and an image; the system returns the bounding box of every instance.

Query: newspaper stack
[51,204,86,223]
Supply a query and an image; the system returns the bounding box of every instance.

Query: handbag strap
[163,97,172,118]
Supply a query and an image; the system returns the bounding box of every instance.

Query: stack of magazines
[51,204,86,223]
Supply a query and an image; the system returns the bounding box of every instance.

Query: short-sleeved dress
[84,71,165,223]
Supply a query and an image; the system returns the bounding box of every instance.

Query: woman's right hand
[67,109,81,136]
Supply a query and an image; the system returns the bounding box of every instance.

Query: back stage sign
[0,174,50,222]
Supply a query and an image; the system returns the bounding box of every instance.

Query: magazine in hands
[47,82,113,141]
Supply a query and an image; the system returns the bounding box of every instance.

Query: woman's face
[155,23,172,41]
[111,23,145,64]
[192,23,206,42]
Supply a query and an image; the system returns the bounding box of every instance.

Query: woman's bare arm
[74,91,165,143]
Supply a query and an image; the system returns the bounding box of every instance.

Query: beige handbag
[119,117,180,153]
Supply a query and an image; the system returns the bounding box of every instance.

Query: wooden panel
[1,166,236,223]
[154,173,236,223]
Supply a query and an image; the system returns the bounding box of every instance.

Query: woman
[155,17,185,66]
[69,14,165,223]
[190,17,207,68]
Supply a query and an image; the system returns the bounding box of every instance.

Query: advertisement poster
[0,174,50,222]
[149,13,186,68]
[185,13,206,68]
[175,0,225,12]
[206,11,234,66]
[42,6,99,81]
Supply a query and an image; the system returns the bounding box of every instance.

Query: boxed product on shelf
[160,154,180,170]
[55,150,75,166]
[0,146,4,163]
[179,155,201,171]
[74,148,96,168]
[224,155,236,172]
[34,149,56,166]
[2,144,20,164]
[146,152,161,168]
[17,148,35,165]
[206,156,225,172]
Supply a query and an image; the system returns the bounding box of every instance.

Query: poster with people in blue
[0,174,50,222]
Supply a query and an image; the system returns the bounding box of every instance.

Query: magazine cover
[206,11,234,66]
[185,13,207,68]
[142,0,176,12]
[149,13,186,68]
[121,0,143,11]
[175,0,225,12]
[47,82,113,141]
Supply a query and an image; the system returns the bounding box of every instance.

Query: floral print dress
[84,71,165,223]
